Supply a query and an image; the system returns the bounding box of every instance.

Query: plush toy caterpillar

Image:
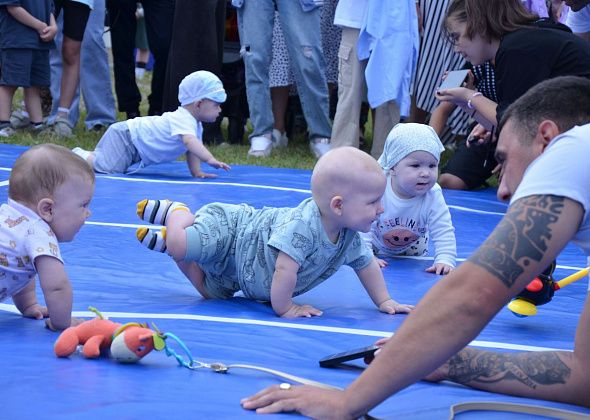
[54,307,164,363]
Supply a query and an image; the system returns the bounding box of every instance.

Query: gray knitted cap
[377,123,445,170]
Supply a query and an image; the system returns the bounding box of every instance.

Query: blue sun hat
[377,123,445,170]
[178,70,227,106]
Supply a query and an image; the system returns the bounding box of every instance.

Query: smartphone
[438,69,469,90]
[319,345,380,368]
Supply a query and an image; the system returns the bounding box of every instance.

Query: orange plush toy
[54,307,159,362]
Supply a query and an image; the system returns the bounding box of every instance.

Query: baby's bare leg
[175,260,211,299]
[164,209,194,261]
[165,211,211,298]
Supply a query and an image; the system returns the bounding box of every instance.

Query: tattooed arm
[420,195,590,406]
[340,194,588,415]
[241,195,589,418]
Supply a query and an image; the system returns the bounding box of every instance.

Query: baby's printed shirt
[0,199,63,301]
[191,198,373,300]
[363,178,456,267]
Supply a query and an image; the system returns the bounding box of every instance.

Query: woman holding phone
[435,0,590,190]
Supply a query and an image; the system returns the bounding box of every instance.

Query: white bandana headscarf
[377,123,445,170]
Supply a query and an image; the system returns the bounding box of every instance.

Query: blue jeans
[237,0,331,139]
[49,0,116,129]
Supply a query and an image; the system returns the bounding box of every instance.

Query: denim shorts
[0,49,50,87]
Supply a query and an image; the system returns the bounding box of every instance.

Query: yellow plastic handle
[557,267,590,289]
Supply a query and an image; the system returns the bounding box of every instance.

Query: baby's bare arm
[356,259,413,314]
[35,255,73,330]
[183,135,230,177]
[270,252,322,318]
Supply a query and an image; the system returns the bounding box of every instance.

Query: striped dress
[414,0,465,113]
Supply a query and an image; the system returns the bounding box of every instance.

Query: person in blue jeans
[232,0,332,159]
[48,0,115,131]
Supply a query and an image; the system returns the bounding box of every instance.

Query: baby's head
[311,147,386,233]
[9,144,95,242]
[178,70,227,123]
[378,123,445,199]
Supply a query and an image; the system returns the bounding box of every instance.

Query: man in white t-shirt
[241,76,590,416]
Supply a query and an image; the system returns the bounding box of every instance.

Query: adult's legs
[49,17,80,126]
[330,27,367,149]
[236,0,276,139]
[50,0,115,129]
[80,0,116,129]
[162,0,225,112]
[142,0,175,116]
[371,101,401,158]
[271,86,289,135]
[277,0,331,141]
[108,0,141,117]
[56,1,91,130]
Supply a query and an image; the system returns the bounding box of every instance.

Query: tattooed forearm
[445,348,571,389]
[469,195,565,288]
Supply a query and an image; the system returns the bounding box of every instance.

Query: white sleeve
[511,126,590,215]
[428,188,457,267]
[169,111,199,138]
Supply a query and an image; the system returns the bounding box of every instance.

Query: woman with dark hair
[436,0,590,190]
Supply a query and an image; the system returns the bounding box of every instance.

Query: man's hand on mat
[378,299,414,315]
[241,383,348,419]
[22,303,48,320]
[281,303,323,318]
[376,257,388,268]
[425,263,453,275]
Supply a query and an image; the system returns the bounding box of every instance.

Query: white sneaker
[72,147,91,161]
[248,135,273,158]
[10,110,30,129]
[272,129,288,148]
[52,116,73,138]
[0,125,15,137]
[309,137,330,159]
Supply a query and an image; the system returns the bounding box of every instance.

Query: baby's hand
[45,316,84,331]
[376,257,388,268]
[425,263,454,275]
[22,303,48,320]
[378,299,414,315]
[193,171,218,179]
[281,303,323,318]
[206,158,231,171]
